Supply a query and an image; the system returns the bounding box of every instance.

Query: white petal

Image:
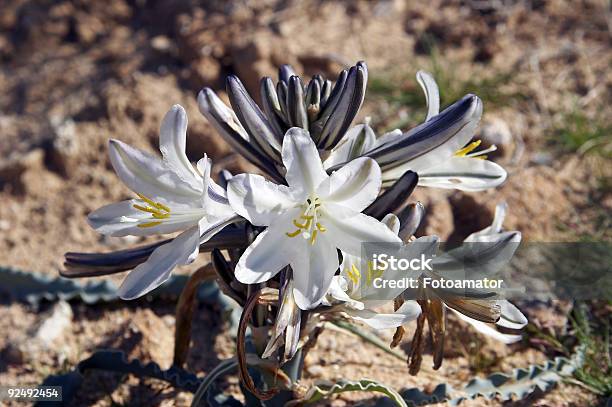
[416,71,440,121]
[282,127,328,193]
[196,155,212,208]
[118,225,201,300]
[317,157,381,212]
[349,301,421,330]
[416,156,507,191]
[465,202,508,241]
[323,205,401,256]
[291,233,339,310]
[381,213,400,235]
[436,231,521,281]
[327,276,365,310]
[323,123,377,169]
[234,210,300,284]
[108,139,201,204]
[451,308,522,344]
[227,173,299,226]
[159,105,201,190]
[194,157,235,220]
[380,98,483,178]
[490,202,508,233]
[88,200,151,236]
[87,200,201,237]
[327,276,352,302]
[197,88,250,141]
[497,300,527,330]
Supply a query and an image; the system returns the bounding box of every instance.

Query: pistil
[285,196,326,244]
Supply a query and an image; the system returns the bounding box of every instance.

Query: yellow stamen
[132,204,161,215]
[136,193,171,213]
[293,219,309,229]
[134,194,171,225]
[347,264,361,285]
[286,196,326,243]
[138,221,163,228]
[154,201,171,213]
[286,229,302,237]
[310,230,318,245]
[454,140,482,157]
[366,261,384,286]
[136,193,157,207]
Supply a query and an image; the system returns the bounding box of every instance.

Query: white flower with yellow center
[325,71,507,191]
[326,214,438,329]
[227,128,401,310]
[87,105,237,299]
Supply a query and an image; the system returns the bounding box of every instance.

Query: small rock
[305,364,324,377]
[0,219,10,231]
[32,300,73,349]
[47,118,79,177]
[75,12,104,44]
[480,117,514,160]
[188,56,222,88]
[151,35,172,52]
[531,151,554,166]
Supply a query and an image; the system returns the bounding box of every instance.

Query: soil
[0,0,610,406]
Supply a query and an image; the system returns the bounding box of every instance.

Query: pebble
[33,300,73,348]
[531,151,554,166]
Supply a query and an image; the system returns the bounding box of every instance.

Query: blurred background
[0,1,610,405]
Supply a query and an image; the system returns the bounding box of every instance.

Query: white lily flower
[227,127,401,310]
[326,71,507,191]
[438,202,527,343]
[87,105,237,299]
[326,213,439,329]
[380,72,507,190]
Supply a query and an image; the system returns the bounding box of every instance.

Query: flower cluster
[66,61,526,392]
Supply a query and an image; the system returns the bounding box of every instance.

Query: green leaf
[330,320,585,405]
[395,345,586,406]
[191,358,239,407]
[0,266,233,307]
[454,345,586,404]
[295,378,407,407]
[0,266,117,305]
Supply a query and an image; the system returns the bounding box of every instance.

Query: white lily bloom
[325,71,507,191]
[440,202,527,343]
[326,214,439,329]
[88,105,237,299]
[227,127,401,310]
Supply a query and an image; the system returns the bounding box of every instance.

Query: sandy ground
[0,0,610,406]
